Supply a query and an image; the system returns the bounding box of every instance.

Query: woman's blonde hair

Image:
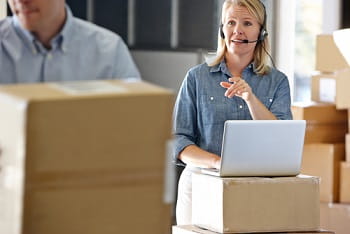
[208,0,270,75]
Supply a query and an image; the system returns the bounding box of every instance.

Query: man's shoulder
[71,17,121,42]
[0,17,13,40]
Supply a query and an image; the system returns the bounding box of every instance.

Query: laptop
[201,120,306,177]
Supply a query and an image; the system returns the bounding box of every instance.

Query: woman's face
[222,5,261,57]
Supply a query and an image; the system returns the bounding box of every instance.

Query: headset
[220,0,268,43]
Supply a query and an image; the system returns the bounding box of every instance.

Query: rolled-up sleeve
[173,71,198,164]
[270,75,293,120]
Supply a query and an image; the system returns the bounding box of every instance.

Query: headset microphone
[231,39,259,44]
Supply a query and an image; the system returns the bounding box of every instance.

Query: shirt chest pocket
[199,95,239,125]
[261,96,274,109]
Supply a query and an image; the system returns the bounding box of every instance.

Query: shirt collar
[11,5,74,54]
[58,5,75,53]
[209,59,255,77]
[12,15,38,54]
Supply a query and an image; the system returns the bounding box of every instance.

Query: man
[0,0,140,83]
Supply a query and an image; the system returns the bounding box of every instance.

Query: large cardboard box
[172,225,334,234]
[292,102,348,143]
[192,173,320,233]
[316,34,349,72]
[340,161,350,203]
[301,144,345,202]
[0,80,174,234]
[347,134,350,162]
[348,112,350,133]
[21,183,170,234]
[311,70,350,109]
[320,203,350,234]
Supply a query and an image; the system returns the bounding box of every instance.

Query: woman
[173,0,293,225]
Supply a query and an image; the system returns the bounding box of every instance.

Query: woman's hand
[220,77,253,101]
[220,76,277,120]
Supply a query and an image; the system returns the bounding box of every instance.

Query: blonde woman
[173,0,292,225]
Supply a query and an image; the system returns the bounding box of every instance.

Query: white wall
[0,0,6,20]
[322,0,341,33]
[131,50,202,93]
[131,50,204,203]
[274,0,296,100]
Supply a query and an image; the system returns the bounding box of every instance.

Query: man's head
[8,0,66,34]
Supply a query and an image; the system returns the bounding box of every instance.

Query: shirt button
[31,47,37,55]
[210,97,214,101]
[239,105,243,109]
[269,98,273,102]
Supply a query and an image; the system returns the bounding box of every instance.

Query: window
[294,0,323,102]
[275,0,341,102]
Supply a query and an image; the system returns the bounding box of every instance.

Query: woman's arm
[220,76,277,120]
[179,145,221,169]
[245,94,277,120]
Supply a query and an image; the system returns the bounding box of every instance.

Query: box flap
[333,29,350,66]
[0,80,173,102]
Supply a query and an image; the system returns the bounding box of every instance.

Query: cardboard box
[316,34,349,72]
[311,73,336,103]
[192,173,320,233]
[320,203,350,234]
[336,69,350,109]
[292,102,348,143]
[311,71,350,109]
[22,183,170,234]
[172,225,334,234]
[0,80,174,234]
[333,29,350,67]
[301,144,345,202]
[347,134,350,162]
[340,161,350,203]
[349,112,350,132]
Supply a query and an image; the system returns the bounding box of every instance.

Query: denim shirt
[173,60,293,164]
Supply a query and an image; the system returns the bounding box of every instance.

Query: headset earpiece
[220,24,225,39]
[259,0,268,42]
[258,28,268,42]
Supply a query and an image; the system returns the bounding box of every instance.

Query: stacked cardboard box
[320,203,350,234]
[301,144,345,202]
[172,173,322,233]
[292,102,347,203]
[297,31,350,234]
[172,225,334,234]
[312,35,350,109]
[292,102,347,144]
[340,162,350,203]
[0,80,174,234]
[347,134,350,161]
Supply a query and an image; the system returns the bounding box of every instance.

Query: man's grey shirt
[0,7,140,83]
